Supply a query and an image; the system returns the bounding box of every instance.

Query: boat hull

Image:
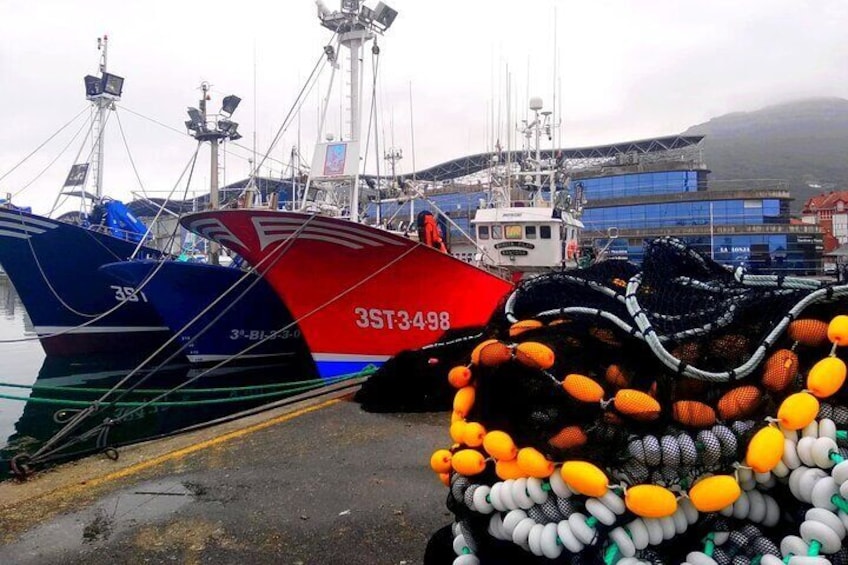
[0,208,169,356]
[181,210,513,376]
[101,260,308,364]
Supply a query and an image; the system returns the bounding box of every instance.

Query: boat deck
[0,390,450,564]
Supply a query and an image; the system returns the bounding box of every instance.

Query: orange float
[761,349,798,392]
[562,374,605,403]
[509,319,544,337]
[672,400,716,428]
[716,385,762,420]
[788,319,829,347]
[548,426,588,450]
[483,431,518,461]
[613,389,661,421]
[448,366,473,389]
[514,341,555,370]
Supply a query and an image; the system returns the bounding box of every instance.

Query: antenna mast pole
[92,36,110,200]
[315,0,397,221]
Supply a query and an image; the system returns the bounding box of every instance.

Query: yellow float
[625,485,678,518]
[560,461,609,497]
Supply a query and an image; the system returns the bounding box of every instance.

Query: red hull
[181,211,513,371]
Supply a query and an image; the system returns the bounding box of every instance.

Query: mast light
[102,73,124,97]
[83,72,124,100]
[221,95,241,117]
[186,107,205,131]
[373,1,397,29]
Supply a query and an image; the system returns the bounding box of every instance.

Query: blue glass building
[362,135,823,274]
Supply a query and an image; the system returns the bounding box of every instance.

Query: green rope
[0,368,374,408]
[0,375,346,395]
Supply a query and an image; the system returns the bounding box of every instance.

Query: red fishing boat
[180,210,513,376]
[173,2,515,377]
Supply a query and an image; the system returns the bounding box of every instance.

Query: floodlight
[84,75,102,97]
[218,119,239,136]
[529,97,543,111]
[341,0,359,13]
[186,107,204,130]
[102,72,124,97]
[221,94,241,116]
[184,120,195,131]
[373,2,397,29]
[359,4,374,22]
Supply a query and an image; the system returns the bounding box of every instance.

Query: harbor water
[0,275,322,477]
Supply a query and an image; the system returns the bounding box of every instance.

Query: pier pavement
[0,389,451,564]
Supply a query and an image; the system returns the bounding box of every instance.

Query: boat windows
[505,225,522,240]
[478,225,490,240]
[491,225,503,239]
[540,225,552,239]
[525,226,537,239]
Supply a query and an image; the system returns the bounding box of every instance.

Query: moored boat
[100,259,308,364]
[181,210,513,376]
[0,37,171,357]
[0,206,166,356]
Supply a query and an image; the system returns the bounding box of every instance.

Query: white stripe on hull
[252,216,404,246]
[0,229,32,240]
[311,353,391,363]
[34,325,170,335]
[186,352,294,363]
[0,211,59,229]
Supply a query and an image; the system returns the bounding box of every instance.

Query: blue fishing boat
[0,206,167,356]
[100,259,308,364]
[0,37,173,357]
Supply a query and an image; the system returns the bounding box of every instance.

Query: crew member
[418,211,447,253]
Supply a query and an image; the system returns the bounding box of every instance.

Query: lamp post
[185,83,242,265]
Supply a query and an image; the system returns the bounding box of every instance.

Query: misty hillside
[683,97,848,209]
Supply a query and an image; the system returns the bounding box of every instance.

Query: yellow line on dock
[78,397,342,491]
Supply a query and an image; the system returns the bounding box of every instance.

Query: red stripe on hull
[182,211,513,358]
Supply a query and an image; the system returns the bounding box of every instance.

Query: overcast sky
[1,0,847,214]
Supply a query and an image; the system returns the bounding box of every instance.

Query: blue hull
[0,208,169,356]
[100,260,308,364]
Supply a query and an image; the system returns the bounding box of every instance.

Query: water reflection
[1,353,318,475]
[2,277,15,318]
[0,275,320,477]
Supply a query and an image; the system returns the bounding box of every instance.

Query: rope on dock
[0,376,350,394]
[0,367,376,407]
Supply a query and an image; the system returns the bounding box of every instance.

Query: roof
[362,135,705,183]
[803,191,848,212]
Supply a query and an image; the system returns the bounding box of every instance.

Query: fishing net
[355,327,485,412]
[421,237,848,564]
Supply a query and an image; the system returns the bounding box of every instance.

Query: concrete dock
[0,391,451,564]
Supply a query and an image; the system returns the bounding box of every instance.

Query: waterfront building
[801,191,848,251]
[365,135,823,274]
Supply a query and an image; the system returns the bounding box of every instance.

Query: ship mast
[184,83,243,265]
[84,35,124,201]
[315,0,398,222]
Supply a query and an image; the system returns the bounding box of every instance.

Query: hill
[683,97,848,209]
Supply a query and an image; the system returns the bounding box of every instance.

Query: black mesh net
[361,237,848,564]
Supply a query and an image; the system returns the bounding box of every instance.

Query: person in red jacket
[418,211,447,253]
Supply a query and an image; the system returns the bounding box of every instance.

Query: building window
[505,225,523,240]
[492,225,503,239]
[526,226,537,239]
[540,225,552,239]
[478,225,489,240]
